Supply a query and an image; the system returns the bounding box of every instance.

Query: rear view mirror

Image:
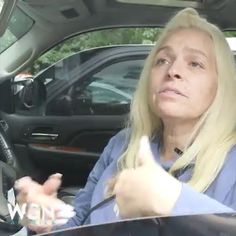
[0,0,18,37]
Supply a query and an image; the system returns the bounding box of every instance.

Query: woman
[15,7,236,233]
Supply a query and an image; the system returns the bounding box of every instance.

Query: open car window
[13,29,236,117]
[13,28,158,116]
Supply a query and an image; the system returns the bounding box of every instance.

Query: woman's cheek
[148,90,157,112]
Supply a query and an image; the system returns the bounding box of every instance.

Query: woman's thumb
[43,173,62,195]
[137,136,155,166]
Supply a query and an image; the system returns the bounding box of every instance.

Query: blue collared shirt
[54,129,235,230]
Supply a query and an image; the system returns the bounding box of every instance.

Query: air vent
[60,8,79,19]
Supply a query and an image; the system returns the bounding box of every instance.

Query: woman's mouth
[158,88,187,98]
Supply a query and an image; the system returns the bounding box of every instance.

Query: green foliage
[224,31,236,37]
[31,28,162,74]
[30,28,236,75]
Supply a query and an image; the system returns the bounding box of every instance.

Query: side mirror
[18,79,47,110]
[0,0,18,37]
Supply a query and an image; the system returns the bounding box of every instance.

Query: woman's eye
[190,61,204,69]
[155,58,170,66]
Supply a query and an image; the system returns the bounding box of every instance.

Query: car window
[85,82,131,104]
[0,0,3,11]
[0,6,34,53]
[14,31,236,117]
[45,58,145,116]
[29,28,160,75]
[14,28,158,116]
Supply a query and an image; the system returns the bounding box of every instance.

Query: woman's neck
[160,119,198,161]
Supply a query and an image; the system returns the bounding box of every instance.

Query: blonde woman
[15,8,236,233]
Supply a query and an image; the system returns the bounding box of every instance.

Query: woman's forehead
[157,28,215,58]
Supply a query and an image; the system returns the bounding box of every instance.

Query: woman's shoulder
[109,128,130,147]
[205,144,236,206]
[102,128,130,165]
[218,145,236,178]
[207,145,236,199]
[225,144,236,166]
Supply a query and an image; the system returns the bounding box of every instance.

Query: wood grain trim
[31,143,86,152]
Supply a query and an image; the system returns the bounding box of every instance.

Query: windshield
[0,0,3,12]
[0,6,34,53]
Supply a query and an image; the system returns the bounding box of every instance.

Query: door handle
[30,133,59,141]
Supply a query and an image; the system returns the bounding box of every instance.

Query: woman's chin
[159,113,184,121]
[157,109,199,124]
[155,106,185,119]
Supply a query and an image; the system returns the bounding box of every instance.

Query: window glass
[14,28,160,116]
[14,28,236,117]
[29,28,161,74]
[45,59,145,116]
[0,0,4,12]
[0,7,34,53]
[88,83,131,104]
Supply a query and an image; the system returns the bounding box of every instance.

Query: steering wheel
[0,124,19,229]
[0,124,18,166]
[0,161,16,221]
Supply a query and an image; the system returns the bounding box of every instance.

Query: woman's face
[149,28,218,122]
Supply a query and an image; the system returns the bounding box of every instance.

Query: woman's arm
[113,136,235,219]
[171,183,234,216]
[16,129,128,234]
[52,129,128,230]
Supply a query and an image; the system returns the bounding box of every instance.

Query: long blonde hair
[118,8,236,192]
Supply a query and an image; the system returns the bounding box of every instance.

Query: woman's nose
[167,60,183,80]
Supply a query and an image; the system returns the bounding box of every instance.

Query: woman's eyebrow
[156,46,173,55]
[156,46,208,60]
[184,46,208,59]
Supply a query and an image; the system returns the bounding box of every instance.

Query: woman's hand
[15,173,75,233]
[113,136,182,218]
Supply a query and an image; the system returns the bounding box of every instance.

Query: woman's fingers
[52,204,75,225]
[105,174,119,197]
[14,176,34,193]
[15,176,43,203]
[14,174,75,233]
[24,202,75,230]
[22,197,73,226]
[55,204,75,220]
[112,138,182,218]
[27,224,52,234]
[15,173,62,205]
[43,173,62,196]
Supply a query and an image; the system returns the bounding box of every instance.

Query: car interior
[1,0,236,235]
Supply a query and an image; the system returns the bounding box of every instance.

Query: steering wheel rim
[0,161,16,221]
[0,124,17,167]
[0,125,21,232]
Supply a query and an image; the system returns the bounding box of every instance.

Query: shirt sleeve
[171,183,234,216]
[52,130,127,231]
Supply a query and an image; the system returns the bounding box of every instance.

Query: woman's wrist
[152,177,182,216]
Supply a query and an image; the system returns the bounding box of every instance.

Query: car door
[3,45,151,188]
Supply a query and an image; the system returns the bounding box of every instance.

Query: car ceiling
[1,0,236,74]
[19,0,236,30]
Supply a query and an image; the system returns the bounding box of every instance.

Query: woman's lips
[158,88,187,98]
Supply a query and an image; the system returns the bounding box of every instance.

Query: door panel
[5,46,149,187]
[2,113,127,187]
